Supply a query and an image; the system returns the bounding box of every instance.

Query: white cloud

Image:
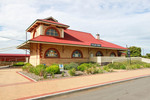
[0,0,150,55]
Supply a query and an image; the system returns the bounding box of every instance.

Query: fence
[142,58,150,63]
[90,56,142,65]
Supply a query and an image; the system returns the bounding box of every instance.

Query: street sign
[127,49,130,57]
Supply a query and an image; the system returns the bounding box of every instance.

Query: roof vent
[96,33,100,39]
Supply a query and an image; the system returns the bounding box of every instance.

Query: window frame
[96,51,103,56]
[44,48,60,58]
[110,52,116,57]
[45,27,60,37]
[71,49,83,58]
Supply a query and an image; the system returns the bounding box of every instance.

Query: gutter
[27,40,127,50]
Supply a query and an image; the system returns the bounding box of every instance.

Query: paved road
[44,76,150,100]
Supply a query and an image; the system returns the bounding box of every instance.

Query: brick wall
[29,43,119,66]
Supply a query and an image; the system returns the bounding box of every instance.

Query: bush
[120,65,126,69]
[62,71,65,77]
[68,68,76,76]
[22,63,33,72]
[143,63,150,68]
[98,68,104,73]
[103,66,110,72]
[29,67,35,73]
[34,66,46,76]
[43,72,48,79]
[77,63,93,71]
[64,62,78,70]
[13,62,25,66]
[46,65,60,74]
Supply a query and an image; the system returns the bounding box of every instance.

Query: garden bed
[20,61,150,81]
[19,69,115,81]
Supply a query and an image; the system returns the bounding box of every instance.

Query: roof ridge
[67,29,91,34]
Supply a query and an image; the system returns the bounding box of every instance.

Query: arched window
[45,48,60,58]
[72,50,83,58]
[45,28,59,36]
[96,51,103,56]
[110,52,116,57]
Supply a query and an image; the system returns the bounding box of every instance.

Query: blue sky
[0,0,150,55]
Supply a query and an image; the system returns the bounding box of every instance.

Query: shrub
[13,62,25,66]
[22,63,33,72]
[62,71,65,77]
[64,62,78,70]
[68,68,76,76]
[120,65,126,69]
[43,72,48,79]
[98,68,104,73]
[29,67,35,73]
[84,67,99,74]
[77,63,93,71]
[46,65,60,74]
[51,72,55,78]
[103,66,110,72]
[143,63,150,68]
[34,66,46,76]
[31,64,47,76]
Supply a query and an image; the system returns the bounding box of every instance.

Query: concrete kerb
[0,65,10,69]
[16,71,37,82]
[19,74,150,100]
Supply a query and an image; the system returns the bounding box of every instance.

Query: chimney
[96,33,100,39]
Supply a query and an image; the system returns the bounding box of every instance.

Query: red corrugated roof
[31,29,127,50]
[0,54,30,57]
[38,19,69,27]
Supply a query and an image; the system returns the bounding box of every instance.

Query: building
[0,54,30,62]
[17,17,127,66]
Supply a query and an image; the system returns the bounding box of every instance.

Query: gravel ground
[19,70,88,81]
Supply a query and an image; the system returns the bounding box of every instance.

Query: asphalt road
[42,76,150,100]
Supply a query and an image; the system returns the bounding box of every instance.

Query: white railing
[142,58,150,63]
[90,56,142,65]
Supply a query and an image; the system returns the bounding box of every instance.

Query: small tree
[128,46,141,57]
[146,53,150,58]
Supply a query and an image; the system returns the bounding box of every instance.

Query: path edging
[17,74,150,100]
[16,71,37,82]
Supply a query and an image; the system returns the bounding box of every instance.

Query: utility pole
[26,32,27,56]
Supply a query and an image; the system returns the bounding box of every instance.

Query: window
[110,52,116,57]
[46,28,59,36]
[72,50,83,58]
[96,51,103,56]
[45,48,59,58]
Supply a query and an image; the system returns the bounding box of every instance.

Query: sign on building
[91,43,101,47]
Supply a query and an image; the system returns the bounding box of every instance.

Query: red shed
[0,54,30,62]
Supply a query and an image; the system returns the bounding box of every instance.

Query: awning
[17,41,30,49]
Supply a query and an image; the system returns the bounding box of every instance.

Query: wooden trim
[33,29,36,38]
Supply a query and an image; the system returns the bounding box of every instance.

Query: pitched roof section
[38,19,69,27]
[30,29,126,50]
[26,19,69,32]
